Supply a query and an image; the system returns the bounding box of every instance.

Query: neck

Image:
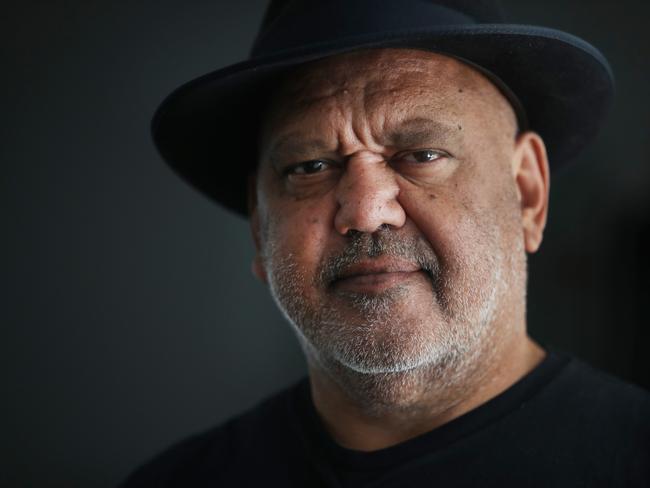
[306,332,545,452]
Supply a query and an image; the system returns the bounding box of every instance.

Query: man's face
[252,49,530,376]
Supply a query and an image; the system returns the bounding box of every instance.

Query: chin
[315,311,459,374]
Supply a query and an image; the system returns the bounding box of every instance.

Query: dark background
[2,1,648,486]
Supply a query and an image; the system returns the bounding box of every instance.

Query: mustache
[316,229,441,287]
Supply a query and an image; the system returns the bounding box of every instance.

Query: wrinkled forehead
[278,49,484,98]
[260,48,517,144]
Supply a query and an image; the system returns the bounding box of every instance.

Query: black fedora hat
[152,0,614,217]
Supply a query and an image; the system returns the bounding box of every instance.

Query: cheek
[397,180,479,262]
[399,178,522,286]
[262,195,336,272]
[259,172,328,253]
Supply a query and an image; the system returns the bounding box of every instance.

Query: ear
[248,172,268,283]
[512,132,550,253]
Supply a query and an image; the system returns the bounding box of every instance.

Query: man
[124,0,650,486]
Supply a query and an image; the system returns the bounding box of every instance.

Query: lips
[331,257,423,292]
[336,258,422,280]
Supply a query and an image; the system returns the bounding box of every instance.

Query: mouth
[331,258,426,293]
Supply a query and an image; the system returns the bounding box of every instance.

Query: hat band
[252,0,476,57]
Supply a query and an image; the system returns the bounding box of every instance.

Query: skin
[249,49,550,451]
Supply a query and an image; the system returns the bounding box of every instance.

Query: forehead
[260,48,515,143]
[277,49,484,98]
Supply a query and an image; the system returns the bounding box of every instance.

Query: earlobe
[248,171,268,283]
[251,254,268,283]
[250,206,268,283]
[512,132,550,254]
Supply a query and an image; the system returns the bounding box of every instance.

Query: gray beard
[263,227,516,409]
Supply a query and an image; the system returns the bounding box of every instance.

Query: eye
[392,149,448,164]
[285,159,332,176]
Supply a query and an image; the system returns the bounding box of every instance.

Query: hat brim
[152,24,614,217]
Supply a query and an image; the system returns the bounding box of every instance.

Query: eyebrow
[265,134,334,170]
[264,116,459,168]
[382,117,458,148]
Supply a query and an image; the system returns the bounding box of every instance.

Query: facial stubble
[262,222,512,398]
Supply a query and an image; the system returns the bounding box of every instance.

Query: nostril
[344,224,391,238]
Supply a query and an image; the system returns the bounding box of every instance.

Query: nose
[334,153,406,235]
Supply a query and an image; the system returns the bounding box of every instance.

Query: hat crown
[152,0,614,216]
[253,0,506,57]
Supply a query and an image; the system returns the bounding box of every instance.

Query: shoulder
[120,378,306,487]
[548,353,650,420]
[528,352,650,482]
[532,351,650,436]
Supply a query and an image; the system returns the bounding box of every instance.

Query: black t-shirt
[121,350,650,487]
